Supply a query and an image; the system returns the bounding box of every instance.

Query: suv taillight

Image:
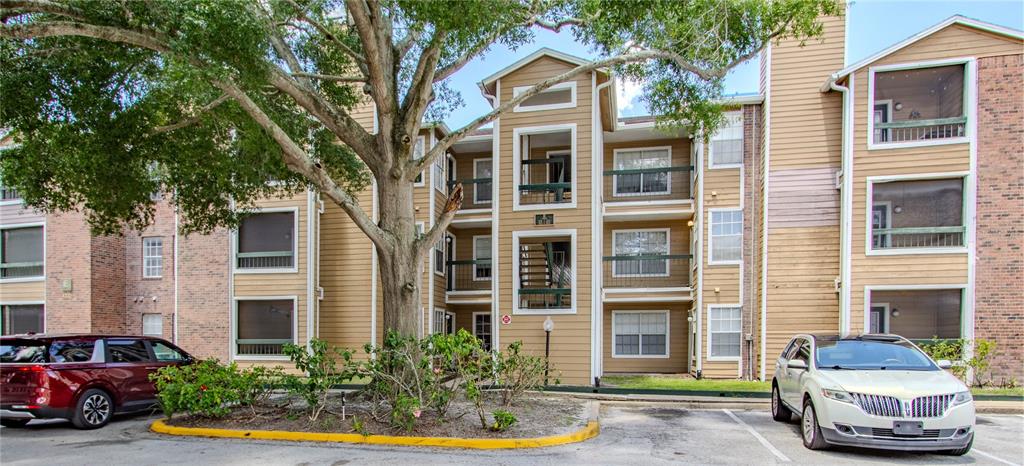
[17,365,47,372]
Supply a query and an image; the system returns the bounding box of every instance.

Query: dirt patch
[165,392,587,439]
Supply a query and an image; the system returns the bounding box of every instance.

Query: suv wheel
[72,389,113,430]
[801,399,829,450]
[771,383,792,422]
[0,419,30,428]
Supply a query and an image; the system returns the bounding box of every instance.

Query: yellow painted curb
[150,418,599,450]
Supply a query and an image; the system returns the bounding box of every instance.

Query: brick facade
[124,199,176,339]
[975,53,1024,383]
[44,211,99,333]
[741,103,761,380]
[176,227,231,361]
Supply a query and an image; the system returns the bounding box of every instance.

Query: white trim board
[232,206,300,275]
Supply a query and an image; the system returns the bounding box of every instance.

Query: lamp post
[543,316,554,385]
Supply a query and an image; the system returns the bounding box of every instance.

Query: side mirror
[786,359,808,370]
[937,359,953,369]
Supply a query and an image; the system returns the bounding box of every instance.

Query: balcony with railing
[236,251,294,269]
[447,259,492,292]
[519,158,572,206]
[603,165,694,220]
[871,63,967,146]
[870,177,965,252]
[0,186,19,202]
[448,177,492,211]
[602,254,692,302]
[236,339,291,356]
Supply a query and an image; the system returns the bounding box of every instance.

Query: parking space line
[722,409,791,463]
[973,449,1021,466]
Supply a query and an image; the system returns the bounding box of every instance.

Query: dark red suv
[0,334,192,429]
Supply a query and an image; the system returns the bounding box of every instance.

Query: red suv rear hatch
[0,339,50,407]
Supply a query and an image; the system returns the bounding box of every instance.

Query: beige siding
[872,24,1024,68]
[318,187,375,355]
[0,281,46,302]
[603,303,688,373]
[496,56,595,384]
[603,220,690,289]
[603,138,692,202]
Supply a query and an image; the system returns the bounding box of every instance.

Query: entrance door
[473,312,492,351]
[869,304,889,334]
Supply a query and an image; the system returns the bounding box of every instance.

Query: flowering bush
[149,359,279,419]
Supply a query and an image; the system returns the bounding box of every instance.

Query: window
[1,304,44,335]
[412,136,425,186]
[514,125,575,209]
[143,313,163,336]
[151,341,186,362]
[108,340,151,363]
[513,81,576,112]
[473,313,492,351]
[869,289,963,341]
[473,236,491,280]
[869,177,965,251]
[709,111,743,167]
[473,158,492,205]
[0,342,46,363]
[432,308,453,335]
[708,306,741,359]
[236,299,294,356]
[433,235,447,276]
[870,63,967,145]
[0,182,20,202]
[613,311,668,357]
[613,148,671,196]
[142,237,163,278]
[710,210,742,264]
[1,226,44,279]
[49,340,95,363]
[612,229,669,277]
[236,211,295,270]
[432,151,446,192]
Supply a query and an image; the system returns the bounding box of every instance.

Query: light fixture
[891,309,901,318]
[894,102,903,111]
[894,206,903,213]
[687,220,695,227]
[543,316,554,332]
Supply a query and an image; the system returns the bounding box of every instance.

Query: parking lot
[1,404,1021,465]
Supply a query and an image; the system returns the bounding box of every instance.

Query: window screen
[236,299,293,355]
[709,307,741,358]
[614,149,671,195]
[474,236,492,279]
[237,212,294,269]
[613,230,669,276]
[711,210,742,263]
[613,312,668,356]
[1,304,44,335]
[710,112,743,166]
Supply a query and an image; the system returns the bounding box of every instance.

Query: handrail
[603,165,694,176]
[873,226,965,234]
[447,259,492,265]
[603,254,692,261]
[237,250,293,258]
[521,158,565,166]
[519,288,571,295]
[236,338,293,344]
[518,183,571,191]
[875,116,967,129]
[447,177,492,188]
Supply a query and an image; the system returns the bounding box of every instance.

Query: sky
[440,0,1024,128]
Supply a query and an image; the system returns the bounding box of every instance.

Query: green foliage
[490,409,517,432]
[918,338,998,387]
[494,340,549,409]
[391,394,422,432]
[149,359,280,419]
[350,415,370,437]
[282,339,356,421]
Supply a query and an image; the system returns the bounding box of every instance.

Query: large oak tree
[0,0,840,339]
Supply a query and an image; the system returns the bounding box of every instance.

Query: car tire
[939,435,973,456]
[771,383,792,422]
[71,389,113,430]
[0,419,30,428]
[801,398,829,450]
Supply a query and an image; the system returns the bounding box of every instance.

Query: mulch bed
[165,392,587,439]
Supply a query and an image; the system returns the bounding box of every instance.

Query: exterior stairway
[518,242,571,309]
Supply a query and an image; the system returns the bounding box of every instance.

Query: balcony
[602,254,692,302]
[871,63,967,146]
[519,158,572,206]
[874,117,966,144]
[446,259,492,303]
[603,166,694,220]
[870,177,965,253]
[236,251,294,269]
[517,240,572,312]
[448,178,493,229]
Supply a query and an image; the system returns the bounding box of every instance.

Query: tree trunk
[375,176,424,339]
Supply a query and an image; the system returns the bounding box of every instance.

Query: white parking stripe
[973,449,1021,466]
[722,409,791,463]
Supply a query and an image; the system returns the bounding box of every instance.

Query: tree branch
[149,94,230,135]
[0,0,88,22]
[283,0,367,70]
[291,72,366,82]
[0,21,171,53]
[533,17,584,33]
[416,184,462,256]
[400,30,446,147]
[344,0,394,120]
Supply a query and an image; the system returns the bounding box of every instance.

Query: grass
[602,375,771,392]
[971,387,1024,397]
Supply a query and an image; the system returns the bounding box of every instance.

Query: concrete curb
[149,401,600,450]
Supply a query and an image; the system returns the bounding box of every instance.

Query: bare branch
[0,0,88,22]
[0,21,171,53]
[533,17,584,33]
[395,27,422,58]
[149,94,229,135]
[291,72,366,82]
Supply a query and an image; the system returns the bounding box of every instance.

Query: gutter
[592,77,614,384]
[829,78,853,337]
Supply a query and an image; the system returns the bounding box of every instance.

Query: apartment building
[1,14,1020,385]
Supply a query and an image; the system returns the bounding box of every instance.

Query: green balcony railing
[519,158,571,205]
[447,259,492,292]
[874,116,967,143]
[236,250,294,269]
[448,177,492,209]
[603,254,691,288]
[236,338,291,356]
[0,261,44,279]
[518,288,571,310]
[871,226,965,250]
[604,165,693,200]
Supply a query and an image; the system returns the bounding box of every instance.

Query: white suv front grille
[851,393,902,417]
[851,392,957,418]
[909,394,955,418]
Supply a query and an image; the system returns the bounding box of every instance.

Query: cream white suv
[771,334,974,455]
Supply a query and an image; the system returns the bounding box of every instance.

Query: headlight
[822,388,855,404]
[952,391,973,406]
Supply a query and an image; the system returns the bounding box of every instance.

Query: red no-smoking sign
[501,315,512,325]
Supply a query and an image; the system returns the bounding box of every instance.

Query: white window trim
[512,81,577,112]
[611,310,670,359]
[512,124,577,211]
[231,295,299,361]
[472,311,491,337]
[232,206,300,274]
[611,228,671,278]
[412,135,426,187]
[862,285,969,347]
[611,146,674,197]
[864,172,969,256]
[0,301,46,335]
[708,111,743,169]
[706,304,742,362]
[433,233,450,277]
[432,150,447,193]
[707,208,742,266]
[142,236,163,278]
[866,57,974,151]
[868,302,890,334]
[472,235,491,282]
[142,313,163,336]
[512,228,577,315]
[0,222,46,284]
[472,158,493,205]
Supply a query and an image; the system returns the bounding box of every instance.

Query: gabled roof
[822,15,1024,91]
[478,47,593,90]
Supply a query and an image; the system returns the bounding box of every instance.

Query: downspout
[173,207,179,344]
[592,77,613,385]
[483,83,499,352]
[830,77,853,337]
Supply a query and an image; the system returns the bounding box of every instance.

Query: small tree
[0,0,841,341]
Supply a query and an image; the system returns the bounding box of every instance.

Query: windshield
[815,339,937,371]
[0,341,48,363]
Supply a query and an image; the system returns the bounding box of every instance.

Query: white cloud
[615,77,645,115]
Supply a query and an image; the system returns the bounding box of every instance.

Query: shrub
[494,341,549,409]
[282,339,356,421]
[490,409,517,432]
[149,359,277,419]
[918,338,997,386]
[359,331,437,430]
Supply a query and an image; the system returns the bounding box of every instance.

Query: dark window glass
[49,340,95,362]
[151,342,185,362]
[108,340,151,363]
[0,341,46,363]
[238,212,294,254]
[816,339,936,371]
[2,305,44,335]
